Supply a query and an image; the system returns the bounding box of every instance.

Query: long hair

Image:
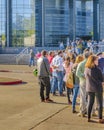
[75,55,84,64]
[69,53,76,63]
[64,56,70,67]
[85,55,98,68]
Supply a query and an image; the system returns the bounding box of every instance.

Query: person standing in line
[76,51,91,117]
[72,55,84,113]
[51,50,64,96]
[47,51,55,92]
[47,51,55,73]
[37,50,53,103]
[35,51,41,59]
[85,55,104,123]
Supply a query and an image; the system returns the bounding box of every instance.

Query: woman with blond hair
[85,55,104,123]
[72,55,84,113]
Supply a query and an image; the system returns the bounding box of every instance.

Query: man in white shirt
[51,51,64,96]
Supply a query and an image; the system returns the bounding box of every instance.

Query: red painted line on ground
[0,70,32,73]
[0,80,22,85]
[0,70,12,72]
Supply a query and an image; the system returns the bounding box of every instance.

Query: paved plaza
[0,65,104,130]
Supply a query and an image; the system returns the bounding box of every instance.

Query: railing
[16,47,29,64]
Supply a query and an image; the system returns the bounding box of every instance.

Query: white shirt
[87,42,92,48]
[51,55,63,71]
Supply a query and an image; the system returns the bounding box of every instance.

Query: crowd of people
[32,39,104,123]
[59,39,104,54]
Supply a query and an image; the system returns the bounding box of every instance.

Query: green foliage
[1,34,6,41]
[12,14,35,47]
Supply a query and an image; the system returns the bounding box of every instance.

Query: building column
[81,0,86,35]
[6,0,12,47]
[69,0,76,40]
[93,0,99,41]
[99,0,104,40]
[42,0,45,47]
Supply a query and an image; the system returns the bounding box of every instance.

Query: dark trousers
[87,92,103,119]
[103,74,104,81]
[67,87,73,102]
[38,76,50,101]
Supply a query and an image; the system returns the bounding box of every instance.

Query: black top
[85,65,103,93]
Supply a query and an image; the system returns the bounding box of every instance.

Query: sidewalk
[0,65,104,130]
[32,106,104,130]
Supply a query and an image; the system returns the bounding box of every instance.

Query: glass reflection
[0,0,6,47]
[76,0,93,39]
[12,0,35,47]
[44,0,69,47]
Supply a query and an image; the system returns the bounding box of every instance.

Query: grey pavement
[0,65,104,130]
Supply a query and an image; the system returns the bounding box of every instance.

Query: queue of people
[36,46,104,123]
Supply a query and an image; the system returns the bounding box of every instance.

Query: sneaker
[60,93,66,96]
[45,99,54,103]
[53,93,57,96]
[72,110,77,113]
[77,113,86,117]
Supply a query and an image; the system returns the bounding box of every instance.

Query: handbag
[66,71,74,88]
[33,68,38,76]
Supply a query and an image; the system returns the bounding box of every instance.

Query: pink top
[47,56,53,73]
[47,56,53,64]
[63,62,73,82]
[35,53,41,59]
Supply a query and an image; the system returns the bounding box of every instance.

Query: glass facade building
[0,0,6,47]
[12,0,35,47]
[76,0,93,39]
[44,0,69,47]
[0,0,104,47]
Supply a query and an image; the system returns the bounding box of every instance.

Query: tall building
[0,0,104,47]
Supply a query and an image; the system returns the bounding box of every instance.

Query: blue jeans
[50,77,53,93]
[72,84,79,110]
[29,58,34,66]
[52,71,63,94]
